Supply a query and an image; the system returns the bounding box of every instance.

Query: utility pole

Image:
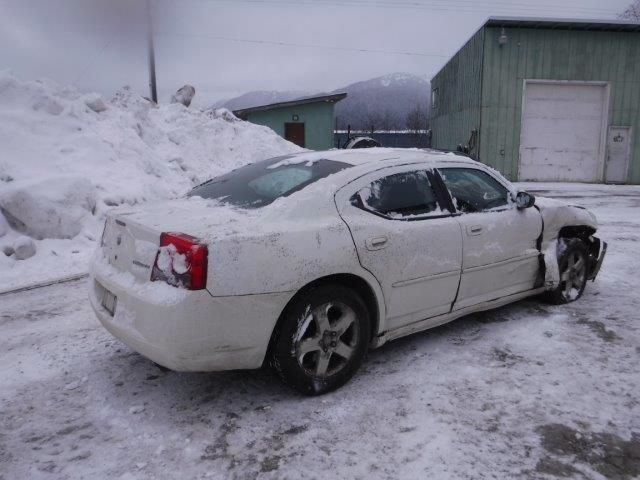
[146,0,158,103]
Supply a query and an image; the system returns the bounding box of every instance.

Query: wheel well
[558,225,600,270]
[264,274,380,366]
[558,225,596,241]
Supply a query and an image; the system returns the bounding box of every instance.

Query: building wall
[479,27,640,182]
[245,102,336,150]
[430,29,485,156]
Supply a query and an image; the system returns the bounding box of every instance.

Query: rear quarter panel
[206,216,365,296]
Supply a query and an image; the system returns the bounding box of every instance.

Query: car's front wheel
[270,285,370,395]
[546,237,590,304]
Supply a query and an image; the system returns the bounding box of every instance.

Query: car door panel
[437,167,542,310]
[454,209,541,309]
[335,166,462,331]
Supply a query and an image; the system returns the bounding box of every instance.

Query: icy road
[1,184,639,480]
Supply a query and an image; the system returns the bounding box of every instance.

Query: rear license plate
[100,288,118,316]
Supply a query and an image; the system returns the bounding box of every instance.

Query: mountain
[332,73,430,131]
[214,73,430,131]
[211,90,310,111]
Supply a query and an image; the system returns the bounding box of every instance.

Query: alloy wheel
[294,302,360,378]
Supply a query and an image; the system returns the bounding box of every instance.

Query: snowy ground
[1,183,639,480]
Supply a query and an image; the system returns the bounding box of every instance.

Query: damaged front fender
[534,197,602,289]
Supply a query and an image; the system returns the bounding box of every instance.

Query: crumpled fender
[533,196,598,289]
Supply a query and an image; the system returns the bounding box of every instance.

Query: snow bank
[13,236,36,260]
[1,176,96,239]
[0,72,301,290]
[0,210,9,237]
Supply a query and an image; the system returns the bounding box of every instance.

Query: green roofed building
[430,17,640,184]
[233,93,347,150]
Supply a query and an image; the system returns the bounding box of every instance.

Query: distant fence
[334,131,431,149]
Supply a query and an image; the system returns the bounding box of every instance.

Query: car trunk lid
[100,198,250,282]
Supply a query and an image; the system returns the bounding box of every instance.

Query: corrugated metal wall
[480,27,640,182]
[430,29,484,154]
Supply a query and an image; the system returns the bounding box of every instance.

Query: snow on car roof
[276,148,478,168]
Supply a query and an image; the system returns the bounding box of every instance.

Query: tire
[545,237,590,305]
[269,285,370,395]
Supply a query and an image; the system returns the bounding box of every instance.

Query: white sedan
[89,149,606,395]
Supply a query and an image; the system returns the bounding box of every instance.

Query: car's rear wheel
[270,285,370,395]
[546,237,590,304]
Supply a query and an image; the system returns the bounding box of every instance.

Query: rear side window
[439,168,509,213]
[188,156,351,208]
[355,170,441,219]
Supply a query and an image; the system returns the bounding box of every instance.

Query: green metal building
[233,93,347,150]
[430,17,640,184]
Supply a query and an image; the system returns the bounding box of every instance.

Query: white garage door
[519,82,607,182]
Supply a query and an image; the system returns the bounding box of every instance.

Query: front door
[605,126,632,184]
[438,167,542,310]
[284,122,305,148]
[336,165,462,331]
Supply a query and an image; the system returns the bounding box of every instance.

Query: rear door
[336,165,462,331]
[438,167,542,310]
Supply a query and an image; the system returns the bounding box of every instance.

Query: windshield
[188,155,352,208]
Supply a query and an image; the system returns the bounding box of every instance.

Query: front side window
[355,170,441,219]
[439,168,510,213]
[188,156,351,208]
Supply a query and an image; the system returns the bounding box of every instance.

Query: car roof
[282,147,479,169]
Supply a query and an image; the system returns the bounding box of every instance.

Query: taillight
[150,232,208,290]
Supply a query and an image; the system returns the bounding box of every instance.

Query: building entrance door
[284,123,305,148]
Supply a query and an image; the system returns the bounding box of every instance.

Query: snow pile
[0,72,301,290]
[12,236,37,260]
[1,176,97,239]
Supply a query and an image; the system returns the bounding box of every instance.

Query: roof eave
[233,92,347,118]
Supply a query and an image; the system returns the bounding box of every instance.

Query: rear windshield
[188,155,352,208]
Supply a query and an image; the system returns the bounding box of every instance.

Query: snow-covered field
[0,73,301,292]
[1,183,639,480]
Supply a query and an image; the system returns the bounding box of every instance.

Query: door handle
[467,225,484,236]
[366,236,388,250]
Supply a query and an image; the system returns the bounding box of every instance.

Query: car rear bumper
[89,261,293,371]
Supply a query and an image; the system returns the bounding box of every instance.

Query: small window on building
[431,88,439,110]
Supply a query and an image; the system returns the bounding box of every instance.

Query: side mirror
[515,191,535,209]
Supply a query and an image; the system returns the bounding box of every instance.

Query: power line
[156,31,451,57]
[74,31,120,85]
[197,0,620,17]
[239,0,617,15]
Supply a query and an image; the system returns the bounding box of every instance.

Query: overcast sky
[0,0,631,106]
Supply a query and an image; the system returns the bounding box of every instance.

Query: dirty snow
[1,183,639,479]
[0,72,301,291]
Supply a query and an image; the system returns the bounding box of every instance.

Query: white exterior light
[499,27,508,46]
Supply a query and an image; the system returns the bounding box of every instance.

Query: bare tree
[620,0,640,21]
[361,110,382,133]
[406,105,427,133]
[379,109,393,132]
